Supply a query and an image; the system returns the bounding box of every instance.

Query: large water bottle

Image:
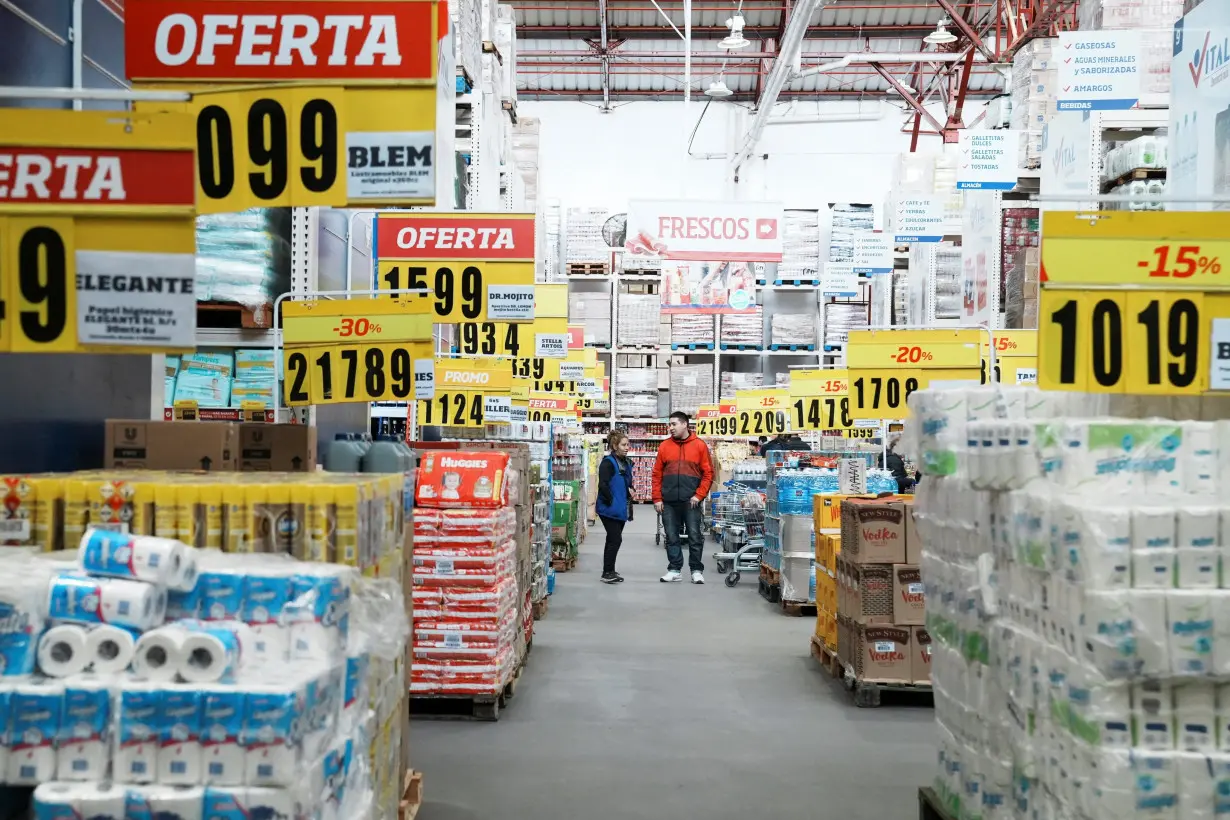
[362,435,409,473]
[323,433,364,472]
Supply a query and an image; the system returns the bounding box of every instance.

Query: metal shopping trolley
[654,506,690,546]
[710,483,766,588]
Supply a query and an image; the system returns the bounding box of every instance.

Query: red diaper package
[415,451,510,508]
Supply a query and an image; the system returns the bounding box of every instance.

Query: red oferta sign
[375,213,536,261]
[0,147,195,207]
[124,0,437,81]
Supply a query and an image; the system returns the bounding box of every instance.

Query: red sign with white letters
[124,0,437,81]
[0,147,195,207]
[375,213,536,261]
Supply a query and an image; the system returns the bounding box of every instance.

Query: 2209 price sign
[1039,290,1207,394]
[792,396,853,431]
[284,343,422,406]
[738,409,788,436]
[417,391,487,427]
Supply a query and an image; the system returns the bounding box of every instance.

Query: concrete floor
[412,508,937,819]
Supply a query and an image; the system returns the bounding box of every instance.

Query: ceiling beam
[516,88,1002,99]
[932,0,996,60]
[598,0,611,110]
[514,23,940,37]
[869,62,945,131]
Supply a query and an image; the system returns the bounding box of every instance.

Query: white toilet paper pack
[34,781,128,820]
[116,683,162,784]
[125,784,205,820]
[79,528,186,587]
[1168,590,1215,676]
[202,686,245,786]
[243,573,292,665]
[159,686,203,785]
[9,680,63,784]
[243,685,302,786]
[49,574,166,632]
[0,573,49,677]
[198,571,245,622]
[56,679,112,781]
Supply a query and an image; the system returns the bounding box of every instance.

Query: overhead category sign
[125,0,439,211]
[1038,210,1230,395]
[625,199,785,262]
[1057,31,1142,111]
[0,109,199,353]
[956,131,1020,190]
[892,197,946,243]
[374,212,536,322]
[821,262,857,297]
[852,232,893,275]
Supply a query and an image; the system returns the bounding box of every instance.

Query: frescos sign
[625,199,785,262]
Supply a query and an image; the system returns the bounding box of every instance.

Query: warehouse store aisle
[412,510,936,820]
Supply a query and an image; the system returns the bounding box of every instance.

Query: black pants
[600,515,625,573]
[661,501,704,572]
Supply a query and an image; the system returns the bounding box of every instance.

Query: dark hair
[669,411,690,424]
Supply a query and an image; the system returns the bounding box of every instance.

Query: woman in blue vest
[596,430,634,584]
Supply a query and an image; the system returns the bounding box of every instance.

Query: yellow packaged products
[333,482,360,567]
[200,483,224,550]
[308,484,335,563]
[26,476,63,552]
[223,484,249,553]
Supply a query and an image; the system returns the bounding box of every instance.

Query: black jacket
[598,455,634,521]
[886,452,914,493]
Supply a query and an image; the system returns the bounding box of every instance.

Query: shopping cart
[654,506,691,546]
[710,483,766,588]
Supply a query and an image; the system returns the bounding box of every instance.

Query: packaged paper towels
[124,784,205,820]
[9,680,63,784]
[33,781,128,820]
[56,678,111,781]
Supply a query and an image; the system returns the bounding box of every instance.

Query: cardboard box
[105,420,236,470]
[837,558,893,624]
[902,497,921,563]
[840,497,907,564]
[238,423,316,471]
[892,564,925,625]
[912,626,932,683]
[852,623,912,683]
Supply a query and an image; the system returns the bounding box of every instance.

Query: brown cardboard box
[840,497,907,564]
[912,626,932,683]
[105,420,236,470]
[892,564,925,625]
[837,558,893,624]
[238,424,316,471]
[853,623,912,683]
[902,497,921,563]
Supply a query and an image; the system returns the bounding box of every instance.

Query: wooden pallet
[410,665,522,721]
[1102,166,1166,192]
[782,599,818,617]
[532,597,549,620]
[567,262,610,276]
[551,555,578,572]
[769,343,817,351]
[810,635,932,708]
[482,40,502,63]
[399,771,424,820]
[622,268,662,277]
[197,300,273,329]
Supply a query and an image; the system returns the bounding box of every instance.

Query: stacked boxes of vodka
[836,496,928,685]
[449,0,481,86]
[1079,0,1182,99]
[778,209,821,283]
[1010,39,1057,168]
[494,4,517,111]
[565,207,610,270]
[569,289,612,347]
[668,362,713,415]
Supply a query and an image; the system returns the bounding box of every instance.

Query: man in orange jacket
[652,411,715,584]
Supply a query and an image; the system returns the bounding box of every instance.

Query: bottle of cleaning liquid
[323,434,364,473]
[361,436,408,474]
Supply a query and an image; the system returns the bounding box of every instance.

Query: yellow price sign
[0,109,199,354]
[511,378,531,400]
[843,427,879,439]
[282,297,432,345]
[1038,289,1210,394]
[534,284,569,319]
[845,329,983,370]
[735,389,790,436]
[788,368,855,432]
[1041,211,1230,288]
[436,358,512,393]
[416,391,487,427]
[283,342,433,406]
[527,395,576,422]
[846,370,979,419]
[375,260,534,322]
[980,331,1039,384]
[695,403,740,437]
[533,379,578,394]
[455,318,569,357]
[789,368,849,397]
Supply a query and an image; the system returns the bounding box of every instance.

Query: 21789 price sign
[284,344,420,406]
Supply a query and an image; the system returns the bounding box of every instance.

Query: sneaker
[691,571,705,585]
[611,572,625,583]
[600,572,619,584]
[660,570,683,583]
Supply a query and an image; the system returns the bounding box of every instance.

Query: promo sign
[625,199,785,262]
[125,0,440,211]
[281,296,436,406]
[984,331,1038,385]
[1038,211,1230,395]
[844,329,983,418]
[788,369,855,432]
[0,109,199,353]
[734,389,790,436]
[695,402,737,436]
[374,212,536,322]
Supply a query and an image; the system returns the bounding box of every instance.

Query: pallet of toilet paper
[0,471,408,579]
[0,528,409,819]
[908,383,1230,820]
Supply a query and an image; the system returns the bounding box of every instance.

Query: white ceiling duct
[793,52,983,80]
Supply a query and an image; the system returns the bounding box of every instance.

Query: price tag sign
[697,402,739,436]
[789,369,855,431]
[416,391,486,426]
[437,358,513,394]
[375,213,535,322]
[483,395,513,423]
[983,330,1039,384]
[283,298,433,345]
[455,317,568,358]
[284,341,434,406]
[527,396,576,422]
[845,329,982,419]
[734,389,790,436]
[126,0,440,210]
[839,459,868,494]
[0,109,200,354]
[1039,211,1230,395]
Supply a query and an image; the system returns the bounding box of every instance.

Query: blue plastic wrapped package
[173,373,231,408]
[181,351,234,379]
[234,349,277,381]
[196,208,290,308]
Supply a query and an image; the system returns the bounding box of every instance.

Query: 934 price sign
[284,342,434,406]
[1038,289,1211,394]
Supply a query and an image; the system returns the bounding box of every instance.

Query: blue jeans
[661,501,704,572]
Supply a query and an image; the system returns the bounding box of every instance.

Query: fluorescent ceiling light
[721,12,750,49]
[706,80,734,97]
